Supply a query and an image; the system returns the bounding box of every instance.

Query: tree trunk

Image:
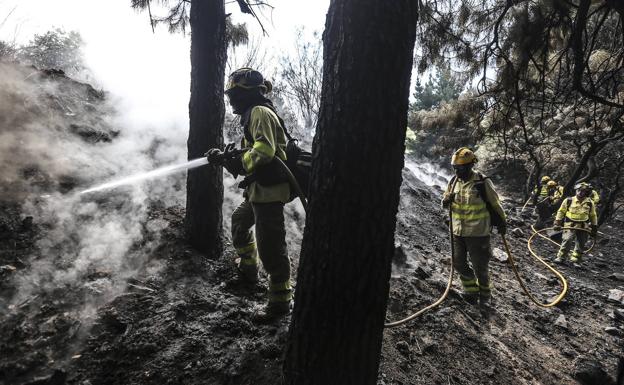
[283,1,418,384]
[563,142,603,197]
[598,163,623,225]
[186,0,227,257]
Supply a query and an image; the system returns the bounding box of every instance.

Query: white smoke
[0,60,187,317]
[404,158,451,190]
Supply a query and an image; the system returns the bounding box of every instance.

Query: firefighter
[207,67,292,322]
[550,180,564,205]
[553,182,598,264]
[532,175,552,204]
[442,148,507,307]
[534,180,561,229]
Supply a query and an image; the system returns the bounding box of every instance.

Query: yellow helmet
[575,182,591,191]
[541,176,551,183]
[451,147,477,166]
[547,180,557,187]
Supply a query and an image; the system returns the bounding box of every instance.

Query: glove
[442,192,455,206]
[553,220,562,231]
[497,224,507,235]
[205,148,224,165]
[224,154,245,178]
[590,224,598,237]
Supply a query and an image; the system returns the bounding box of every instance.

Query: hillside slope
[0,63,622,385]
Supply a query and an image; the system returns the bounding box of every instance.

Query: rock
[0,265,17,273]
[608,273,624,282]
[511,228,524,237]
[554,314,568,329]
[492,247,508,263]
[573,358,612,385]
[604,327,620,336]
[608,289,624,304]
[396,340,410,355]
[614,308,624,321]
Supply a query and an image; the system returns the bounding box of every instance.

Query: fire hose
[385,193,577,327]
[529,225,596,255]
[275,157,308,213]
[385,179,457,327]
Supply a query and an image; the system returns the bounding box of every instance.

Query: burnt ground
[1,169,623,385]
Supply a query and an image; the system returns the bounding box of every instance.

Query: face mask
[454,165,473,180]
[226,92,245,114]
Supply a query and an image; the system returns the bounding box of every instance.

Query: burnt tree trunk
[283,1,418,384]
[185,0,227,257]
[563,142,603,197]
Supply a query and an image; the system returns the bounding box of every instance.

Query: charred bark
[283,1,418,384]
[563,142,604,197]
[598,158,624,225]
[185,0,227,257]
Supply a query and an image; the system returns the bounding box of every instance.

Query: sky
[0,0,329,131]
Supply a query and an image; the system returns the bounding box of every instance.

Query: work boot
[570,252,582,263]
[460,292,479,305]
[480,294,495,314]
[252,301,291,324]
[235,256,258,283]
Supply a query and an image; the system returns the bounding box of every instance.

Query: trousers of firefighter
[531,178,599,264]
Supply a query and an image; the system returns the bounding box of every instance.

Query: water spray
[79,158,208,195]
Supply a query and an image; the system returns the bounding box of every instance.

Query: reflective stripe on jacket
[241,106,290,203]
[533,185,550,197]
[555,196,597,225]
[444,172,506,237]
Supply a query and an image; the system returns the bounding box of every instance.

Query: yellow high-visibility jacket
[555,196,597,226]
[442,172,506,237]
[241,106,290,203]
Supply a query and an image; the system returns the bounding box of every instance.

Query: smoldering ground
[0,61,188,321]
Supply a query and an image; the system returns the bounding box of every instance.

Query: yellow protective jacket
[555,196,597,226]
[442,172,506,237]
[241,106,290,203]
[553,186,564,200]
[533,185,550,199]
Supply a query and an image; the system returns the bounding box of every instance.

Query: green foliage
[412,67,462,111]
[18,29,84,75]
[407,93,483,159]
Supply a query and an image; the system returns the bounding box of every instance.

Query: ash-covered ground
[1,62,623,385]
